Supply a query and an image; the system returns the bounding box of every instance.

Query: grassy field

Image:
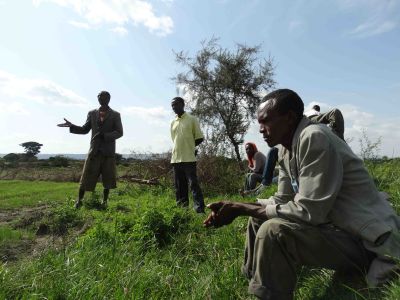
[0,158,399,299]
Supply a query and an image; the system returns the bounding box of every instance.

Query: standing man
[170,96,205,213]
[204,89,400,300]
[58,91,123,208]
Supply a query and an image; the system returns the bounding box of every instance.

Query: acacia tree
[20,141,43,157]
[174,38,275,161]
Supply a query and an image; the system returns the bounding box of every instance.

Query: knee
[256,218,289,240]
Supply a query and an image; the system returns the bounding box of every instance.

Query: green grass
[0,226,24,242]
[0,180,77,209]
[0,158,399,299]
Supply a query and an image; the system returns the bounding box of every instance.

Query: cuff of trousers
[265,204,279,219]
[248,280,293,300]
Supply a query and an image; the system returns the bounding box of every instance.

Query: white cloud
[0,70,89,106]
[121,105,171,125]
[348,20,397,38]
[337,0,399,38]
[0,101,30,116]
[111,26,128,36]
[33,0,174,36]
[69,20,91,29]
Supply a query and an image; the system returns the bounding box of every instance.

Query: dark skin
[171,99,204,146]
[57,93,111,208]
[203,99,299,228]
[245,144,256,157]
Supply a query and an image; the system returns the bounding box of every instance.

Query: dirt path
[0,204,89,262]
[0,204,51,227]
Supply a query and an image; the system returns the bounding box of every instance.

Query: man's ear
[287,110,298,125]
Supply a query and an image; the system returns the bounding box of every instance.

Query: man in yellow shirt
[170,97,205,213]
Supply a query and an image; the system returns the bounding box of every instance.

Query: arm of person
[260,164,295,204]
[195,138,203,146]
[265,129,343,224]
[104,112,123,142]
[203,201,267,228]
[67,112,92,135]
[252,152,266,174]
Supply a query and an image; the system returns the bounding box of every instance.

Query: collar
[175,112,186,120]
[99,106,111,112]
[290,116,313,153]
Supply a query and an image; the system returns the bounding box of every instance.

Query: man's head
[171,97,185,116]
[312,104,320,112]
[98,91,111,107]
[257,89,304,148]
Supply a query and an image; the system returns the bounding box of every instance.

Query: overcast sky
[0,0,399,157]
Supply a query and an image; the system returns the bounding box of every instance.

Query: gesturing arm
[69,113,92,135]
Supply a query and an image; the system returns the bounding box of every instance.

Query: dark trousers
[261,147,278,186]
[172,162,205,212]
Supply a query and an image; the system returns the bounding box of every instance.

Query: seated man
[244,147,279,196]
[244,142,266,191]
[204,89,400,300]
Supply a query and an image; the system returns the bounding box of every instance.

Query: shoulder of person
[298,124,335,152]
[254,151,266,159]
[109,108,121,116]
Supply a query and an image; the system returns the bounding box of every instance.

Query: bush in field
[197,155,243,195]
[48,155,70,167]
[3,153,20,162]
[46,206,84,235]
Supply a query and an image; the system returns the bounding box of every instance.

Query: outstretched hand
[203,201,239,228]
[57,118,72,127]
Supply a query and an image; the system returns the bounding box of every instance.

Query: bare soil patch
[0,205,89,263]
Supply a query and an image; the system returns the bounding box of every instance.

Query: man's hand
[57,118,73,127]
[203,201,239,228]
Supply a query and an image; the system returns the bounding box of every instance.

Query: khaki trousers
[242,217,374,300]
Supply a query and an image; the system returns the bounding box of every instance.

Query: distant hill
[0,153,169,160]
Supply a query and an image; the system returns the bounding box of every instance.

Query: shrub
[48,156,70,167]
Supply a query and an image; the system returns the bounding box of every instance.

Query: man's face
[98,94,110,107]
[171,100,184,115]
[258,101,294,147]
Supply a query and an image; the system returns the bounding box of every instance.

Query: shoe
[255,184,267,195]
[74,199,83,209]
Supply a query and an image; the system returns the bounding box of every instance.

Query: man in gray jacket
[58,91,123,208]
[204,89,400,300]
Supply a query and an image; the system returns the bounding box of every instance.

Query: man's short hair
[312,105,320,112]
[98,91,111,101]
[262,89,304,122]
[172,97,185,105]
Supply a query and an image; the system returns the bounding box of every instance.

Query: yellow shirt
[170,112,204,163]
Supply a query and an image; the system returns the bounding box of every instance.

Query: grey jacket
[70,108,123,157]
[259,117,400,276]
